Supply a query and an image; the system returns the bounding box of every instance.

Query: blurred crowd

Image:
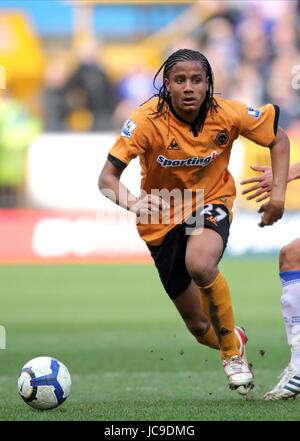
[201,0,300,132]
[0,0,300,207]
[41,1,300,133]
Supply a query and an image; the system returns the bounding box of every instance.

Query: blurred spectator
[114,62,155,130]
[168,37,200,54]
[0,91,41,207]
[203,16,239,75]
[117,63,154,106]
[43,57,69,132]
[265,51,300,130]
[237,16,271,77]
[64,40,117,132]
[230,62,264,106]
[272,13,298,56]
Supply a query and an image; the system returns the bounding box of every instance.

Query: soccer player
[241,161,300,400]
[98,49,290,395]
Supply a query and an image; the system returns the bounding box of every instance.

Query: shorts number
[215,207,227,222]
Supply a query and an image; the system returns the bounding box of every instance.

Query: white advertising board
[25,134,299,257]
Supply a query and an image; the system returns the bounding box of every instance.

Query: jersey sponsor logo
[121,119,137,138]
[156,151,219,168]
[167,138,180,150]
[247,106,262,118]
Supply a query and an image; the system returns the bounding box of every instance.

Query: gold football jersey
[109,96,278,245]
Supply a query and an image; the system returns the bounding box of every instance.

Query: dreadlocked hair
[152,48,219,134]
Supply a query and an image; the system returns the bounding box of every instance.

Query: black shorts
[147,203,230,300]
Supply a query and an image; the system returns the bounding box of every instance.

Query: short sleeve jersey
[109,96,279,245]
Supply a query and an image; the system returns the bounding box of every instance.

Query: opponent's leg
[265,238,300,400]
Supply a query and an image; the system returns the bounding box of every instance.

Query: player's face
[165,61,209,122]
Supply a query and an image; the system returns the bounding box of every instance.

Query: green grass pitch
[0,258,299,421]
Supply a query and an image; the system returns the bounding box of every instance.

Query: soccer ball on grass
[17,356,71,410]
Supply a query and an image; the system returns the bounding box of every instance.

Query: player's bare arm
[99,160,168,217]
[289,161,300,181]
[257,127,290,227]
[241,132,297,204]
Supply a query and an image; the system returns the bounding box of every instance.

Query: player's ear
[164,78,170,93]
[205,76,209,91]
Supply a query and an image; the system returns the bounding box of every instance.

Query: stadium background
[1,0,300,422]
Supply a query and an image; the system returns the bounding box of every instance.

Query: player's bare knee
[185,318,209,336]
[187,259,216,285]
[280,243,300,272]
[279,245,289,271]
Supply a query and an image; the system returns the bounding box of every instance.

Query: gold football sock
[196,325,219,349]
[200,272,240,360]
[199,287,241,353]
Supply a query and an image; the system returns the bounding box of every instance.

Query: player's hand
[258,199,284,228]
[240,165,273,203]
[131,194,169,218]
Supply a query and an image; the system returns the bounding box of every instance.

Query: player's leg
[185,228,238,359]
[173,280,248,355]
[199,287,248,357]
[172,280,219,349]
[172,276,248,355]
[280,238,300,271]
[148,225,219,349]
[280,239,300,364]
[185,227,253,389]
[265,238,300,400]
[148,228,219,350]
[148,217,252,392]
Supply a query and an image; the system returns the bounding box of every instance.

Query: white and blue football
[17,356,71,410]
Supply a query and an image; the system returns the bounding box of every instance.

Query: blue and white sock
[280,271,300,372]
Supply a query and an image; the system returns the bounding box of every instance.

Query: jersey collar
[168,99,200,137]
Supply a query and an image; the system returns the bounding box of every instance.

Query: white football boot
[234,326,254,395]
[264,364,300,400]
[223,326,254,395]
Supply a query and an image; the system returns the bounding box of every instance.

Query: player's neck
[169,100,199,124]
